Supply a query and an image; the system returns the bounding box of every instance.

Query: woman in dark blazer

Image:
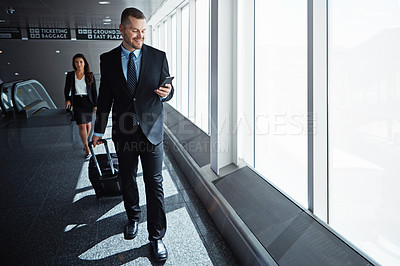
[64,53,97,158]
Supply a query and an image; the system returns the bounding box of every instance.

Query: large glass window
[329,1,400,264]
[254,0,308,206]
[195,0,209,133]
[181,5,190,116]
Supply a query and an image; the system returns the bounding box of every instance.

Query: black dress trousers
[116,126,167,241]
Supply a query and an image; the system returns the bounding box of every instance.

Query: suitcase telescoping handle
[88,139,115,177]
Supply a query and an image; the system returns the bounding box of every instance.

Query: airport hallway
[0,111,238,265]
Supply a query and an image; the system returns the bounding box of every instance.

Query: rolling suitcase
[88,139,122,198]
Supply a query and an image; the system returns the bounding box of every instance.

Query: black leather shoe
[150,239,168,262]
[124,221,138,240]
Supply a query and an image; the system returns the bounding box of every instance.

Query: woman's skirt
[73,95,93,125]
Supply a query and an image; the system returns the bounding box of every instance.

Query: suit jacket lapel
[135,44,150,98]
[113,46,134,97]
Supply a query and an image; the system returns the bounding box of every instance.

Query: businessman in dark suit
[92,7,173,262]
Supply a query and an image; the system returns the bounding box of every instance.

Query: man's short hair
[121,7,146,25]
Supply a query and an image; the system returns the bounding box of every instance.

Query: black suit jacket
[64,71,97,107]
[94,44,174,145]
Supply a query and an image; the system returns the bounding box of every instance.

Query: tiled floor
[0,114,238,265]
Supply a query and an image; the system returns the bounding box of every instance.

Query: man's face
[120,16,146,51]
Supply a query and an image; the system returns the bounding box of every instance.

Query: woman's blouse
[75,74,88,95]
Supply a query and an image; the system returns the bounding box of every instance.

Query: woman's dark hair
[72,53,94,85]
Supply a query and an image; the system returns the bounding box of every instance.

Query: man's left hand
[154,83,171,98]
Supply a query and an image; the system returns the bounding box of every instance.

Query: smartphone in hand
[160,76,174,87]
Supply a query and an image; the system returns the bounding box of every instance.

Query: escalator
[0,79,73,128]
[0,79,78,151]
[1,79,58,119]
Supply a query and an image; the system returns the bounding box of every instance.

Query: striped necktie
[127,52,137,94]
[127,52,139,125]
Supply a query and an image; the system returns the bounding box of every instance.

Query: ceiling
[0,0,166,108]
[0,0,165,28]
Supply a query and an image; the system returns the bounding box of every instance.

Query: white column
[231,0,238,165]
[146,25,153,45]
[210,0,237,174]
[188,0,196,122]
[176,8,183,112]
[152,26,159,49]
[166,18,172,62]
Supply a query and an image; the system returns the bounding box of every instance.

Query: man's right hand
[92,135,102,147]
[65,100,71,109]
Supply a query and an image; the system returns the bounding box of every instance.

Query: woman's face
[74,57,85,71]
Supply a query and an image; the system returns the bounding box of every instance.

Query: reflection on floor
[0,115,237,265]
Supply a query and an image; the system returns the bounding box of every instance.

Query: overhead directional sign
[76,28,122,40]
[28,28,71,39]
[0,27,21,39]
